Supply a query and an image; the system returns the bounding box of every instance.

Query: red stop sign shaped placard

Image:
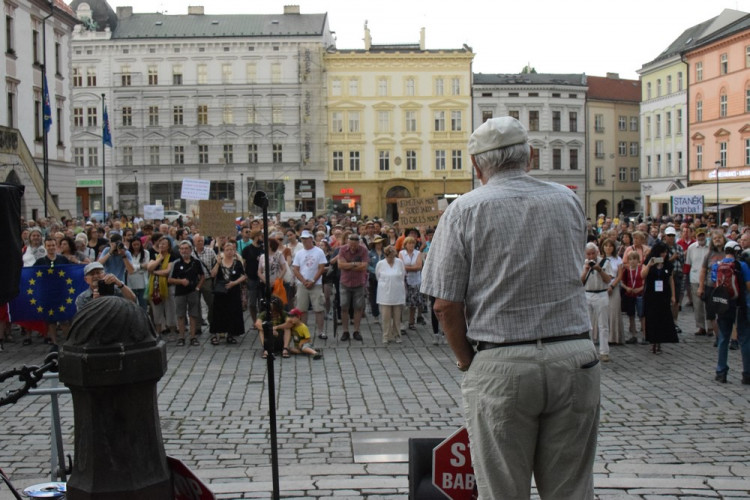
[432,426,478,500]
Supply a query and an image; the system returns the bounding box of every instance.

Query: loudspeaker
[0,183,24,304]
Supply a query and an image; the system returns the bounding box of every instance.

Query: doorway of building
[385,186,411,222]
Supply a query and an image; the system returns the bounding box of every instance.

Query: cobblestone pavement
[1,301,749,499]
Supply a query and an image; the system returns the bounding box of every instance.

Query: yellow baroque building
[324,26,474,221]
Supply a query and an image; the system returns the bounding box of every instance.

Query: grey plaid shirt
[421,169,591,343]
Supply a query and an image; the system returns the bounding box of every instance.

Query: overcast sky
[105,0,750,79]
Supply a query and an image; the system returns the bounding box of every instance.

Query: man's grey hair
[585,242,600,256]
[473,143,531,178]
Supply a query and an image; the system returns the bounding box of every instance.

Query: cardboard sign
[671,195,704,215]
[198,200,237,237]
[144,204,165,220]
[181,179,211,201]
[397,197,440,227]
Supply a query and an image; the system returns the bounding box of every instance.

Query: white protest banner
[144,204,164,220]
[671,195,704,215]
[181,178,211,200]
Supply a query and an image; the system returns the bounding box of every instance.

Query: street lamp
[133,170,138,217]
[240,172,245,217]
[611,174,616,218]
[442,176,447,198]
[715,160,722,226]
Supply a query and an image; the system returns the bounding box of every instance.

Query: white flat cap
[467,116,528,155]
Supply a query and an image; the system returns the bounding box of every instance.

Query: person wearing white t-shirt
[292,230,328,339]
[376,245,406,344]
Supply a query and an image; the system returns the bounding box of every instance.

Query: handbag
[213,281,228,295]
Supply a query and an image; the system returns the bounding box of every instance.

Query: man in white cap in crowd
[421,116,599,499]
[75,261,137,311]
[291,230,328,339]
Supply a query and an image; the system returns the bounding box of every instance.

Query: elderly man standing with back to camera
[421,116,600,499]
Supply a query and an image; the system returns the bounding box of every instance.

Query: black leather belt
[586,289,608,293]
[476,332,590,351]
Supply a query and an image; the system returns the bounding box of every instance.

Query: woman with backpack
[641,242,679,354]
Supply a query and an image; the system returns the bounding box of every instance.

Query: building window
[656,78,662,96]
[677,151,683,173]
[377,111,390,133]
[247,105,256,124]
[5,14,14,54]
[696,100,703,122]
[173,105,183,125]
[646,155,651,176]
[223,144,233,164]
[696,62,703,82]
[87,107,97,127]
[248,144,257,164]
[405,110,417,132]
[676,109,683,134]
[552,148,561,170]
[121,66,131,86]
[569,111,578,132]
[594,114,604,132]
[378,78,388,97]
[32,27,40,63]
[173,146,184,165]
[451,77,460,95]
[531,153,540,170]
[656,154,662,175]
[87,68,96,86]
[630,116,638,131]
[272,144,282,163]
[720,92,728,117]
[271,63,281,84]
[122,146,133,166]
[34,96,42,140]
[509,110,519,120]
[451,110,462,131]
[221,63,232,84]
[172,65,183,85]
[665,111,672,136]
[223,105,233,124]
[331,79,341,96]
[122,106,132,126]
[331,111,343,133]
[452,150,462,170]
[595,166,603,185]
[405,78,415,96]
[435,78,444,96]
[349,79,359,96]
[88,147,98,167]
[406,150,417,170]
[666,75,672,94]
[630,142,638,156]
[720,142,727,167]
[198,145,208,164]
[197,64,207,84]
[246,63,256,83]
[332,151,343,171]
[647,82,652,99]
[646,116,651,137]
[595,140,604,158]
[747,89,750,113]
[197,105,207,125]
[667,152,672,173]
[746,139,750,165]
[435,150,446,170]
[677,72,683,90]
[349,151,360,171]
[147,106,159,126]
[552,111,561,131]
[73,147,84,167]
[570,149,578,170]
[747,47,750,68]
[73,107,83,127]
[379,151,390,171]
[618,141,627,156]
[72,67,82,87]
[619,167,627,182]
[720,53,728,75]
[434,111,445,131]
[148,65,158,85]
[149,146,159,165]
[349,111,360,132]
[618,116,626,131]
[696,145,702,169]
[630,167,639,182]
[482,110,493,122]
[529,110,539,131]
[655,114,661,137]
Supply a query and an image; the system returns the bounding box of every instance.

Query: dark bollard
[59,296,172,499]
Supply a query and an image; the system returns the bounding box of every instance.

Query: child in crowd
[273,308,323,359]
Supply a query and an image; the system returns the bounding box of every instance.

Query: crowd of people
[1,212,446,357]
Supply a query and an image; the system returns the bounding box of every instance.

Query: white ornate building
[472,73,588,203]
[69,1,333,217]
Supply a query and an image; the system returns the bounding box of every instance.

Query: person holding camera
[641,241,679,354]
[97,233,135,283]
[75,261,137,311]
[582,242,614,361]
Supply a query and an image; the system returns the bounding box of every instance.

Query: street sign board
[432,426,477,500]
[168,456,216,500]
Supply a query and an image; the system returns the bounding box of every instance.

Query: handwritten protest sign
[671,195,703,215]
[143,204,164,220]
[198,200,237,237]
[181,179,210,200]
[397,197,440,226]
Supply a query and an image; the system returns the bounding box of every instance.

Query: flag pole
[41,4,54,218]
[101,93,108,220]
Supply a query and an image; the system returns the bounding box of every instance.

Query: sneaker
[318,333,328,340]
[352,331,363,341]
[600,354,610,362]
[625,337,638,345]
[340,332,350,341]
[730,340,739,350]
[395,338,403,344]
[383,340,390,345]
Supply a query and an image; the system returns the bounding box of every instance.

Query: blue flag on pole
[8,264,88,322]
[42,74,52,133]
[102,104,112,147]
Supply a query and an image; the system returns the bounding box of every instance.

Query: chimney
[606,72,620,79]
[187,6,204,15]
[116,6,133,19]
[419,27,425,50]
[364,21,371,50]
[284,5,300,14]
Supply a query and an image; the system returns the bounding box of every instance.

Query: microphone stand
[253,190,280,500]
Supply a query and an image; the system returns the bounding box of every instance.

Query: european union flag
[102,104,112,147]
[42,74,52,133]
[8,264,88,322]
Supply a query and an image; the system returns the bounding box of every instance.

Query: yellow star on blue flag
[9,264,88,322]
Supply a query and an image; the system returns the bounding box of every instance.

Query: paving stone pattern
[1,303,749,498]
